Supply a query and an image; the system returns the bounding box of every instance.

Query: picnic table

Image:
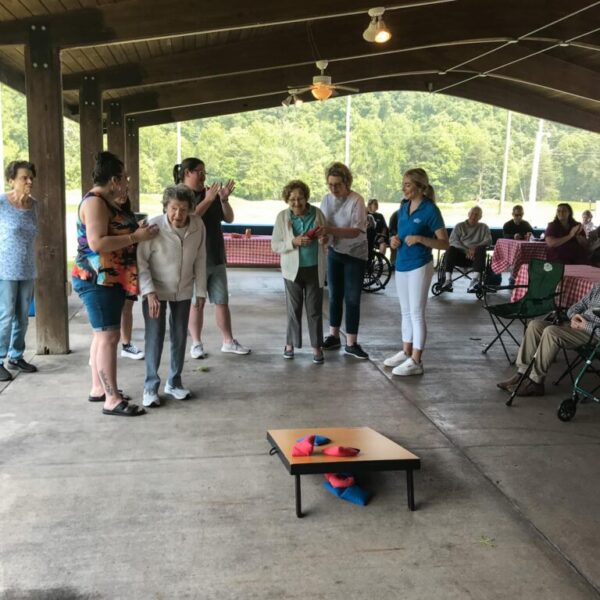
[491,238,548,276]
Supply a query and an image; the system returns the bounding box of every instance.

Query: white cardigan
[271,206,327,287]
[137,213,207,301]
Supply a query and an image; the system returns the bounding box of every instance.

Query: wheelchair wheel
[363,252,391,292]
[557,398,577,422]
[431,282,443,296]
[362,256,380,291]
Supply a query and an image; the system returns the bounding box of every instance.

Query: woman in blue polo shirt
[385,168,449,376]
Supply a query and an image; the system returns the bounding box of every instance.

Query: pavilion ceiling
[0,0,599,131]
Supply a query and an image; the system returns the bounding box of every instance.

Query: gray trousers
[516,319,590,383]
[143,298,191,393]
[283,266,323,349]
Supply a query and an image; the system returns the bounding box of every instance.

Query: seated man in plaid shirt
[497,283,600,396]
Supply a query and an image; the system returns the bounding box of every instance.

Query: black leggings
[444,245,486,273]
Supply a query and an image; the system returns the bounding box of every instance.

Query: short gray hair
[162,184,195,211]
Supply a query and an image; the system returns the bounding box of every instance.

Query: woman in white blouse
[319,162,369,360]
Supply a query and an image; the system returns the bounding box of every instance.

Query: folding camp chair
[481,259,564,364]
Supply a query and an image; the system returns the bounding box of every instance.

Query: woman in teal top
[272,180,327,363]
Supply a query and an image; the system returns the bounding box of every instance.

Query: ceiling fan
[282,60,359,105]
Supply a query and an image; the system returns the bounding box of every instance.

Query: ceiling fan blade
[289,86,311,94]
[335,84,360,93]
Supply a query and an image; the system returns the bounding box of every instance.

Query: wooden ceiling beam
[0,59,26,93]
[135,96,287,128]
[132,71,600,134]
[58,2,599,92]
[0,0,594,49]
[101,46,600,118]
[59,29,511,93]
[0,0,449,46]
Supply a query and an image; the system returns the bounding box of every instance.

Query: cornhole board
[267,426,420,518]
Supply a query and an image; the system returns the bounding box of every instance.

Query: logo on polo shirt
[413,218,422,224]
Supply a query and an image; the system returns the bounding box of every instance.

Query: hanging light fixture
[282,90,305,107]
[363,7,392,44]
[311,84,333,101]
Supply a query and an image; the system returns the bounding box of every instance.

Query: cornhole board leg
[295,475,303,518]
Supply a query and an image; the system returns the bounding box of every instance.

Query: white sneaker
[164,383,191,400]
[121,344,145,360]
[143,390,160,407]
[467,279,480,293]
[383,350,409,368]
[190,342,205,359]
[392,357,424,376]
[221,339,251,355]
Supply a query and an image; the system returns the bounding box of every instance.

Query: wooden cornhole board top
[267,427,420,476]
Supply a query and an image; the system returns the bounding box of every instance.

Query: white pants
[395,261,434,351]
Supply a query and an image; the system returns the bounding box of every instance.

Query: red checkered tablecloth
[511,263,600,306]
[491,238,548,275]
[224,234,280,267]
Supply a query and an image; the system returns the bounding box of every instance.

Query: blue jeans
[327,249,366,335]
[143,298,191,393]
[0,279,34,363]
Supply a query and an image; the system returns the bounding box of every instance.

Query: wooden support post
[125,116,140,212]
[79,75,102,196]
[24,24,69,354]
[106,100,125,161]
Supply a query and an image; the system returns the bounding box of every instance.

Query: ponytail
[172,163,183,184]
[425,184,435,202]
[174,157,205,184]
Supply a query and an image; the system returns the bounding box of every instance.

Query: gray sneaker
[164,383,191,400]
[143,390,160,407]
[190,342,205,359]
[221,339,251,355]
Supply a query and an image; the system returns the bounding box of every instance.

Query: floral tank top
[71,192,139,294]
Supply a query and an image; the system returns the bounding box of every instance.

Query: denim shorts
[72,276,126,332]
[193,263,229,305]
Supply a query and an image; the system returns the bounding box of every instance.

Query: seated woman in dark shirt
[544,203,588,264]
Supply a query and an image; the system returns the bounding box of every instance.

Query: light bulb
[311,85,333,101]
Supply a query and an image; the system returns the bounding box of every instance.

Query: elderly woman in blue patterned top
[0,161,38,382]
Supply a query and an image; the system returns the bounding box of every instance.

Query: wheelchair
[362,225,392,293]
[362,248,392,292]
[430,247,497,300]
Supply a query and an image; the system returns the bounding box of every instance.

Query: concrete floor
[0,269,599,600]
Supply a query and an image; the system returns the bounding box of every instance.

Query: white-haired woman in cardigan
[272,180,327,364]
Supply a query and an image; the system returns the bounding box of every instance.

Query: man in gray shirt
[441,206,492,292]
[497,283,600,396]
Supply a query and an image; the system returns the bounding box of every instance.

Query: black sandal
[88,389,131,402]
[102,401,145,417]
